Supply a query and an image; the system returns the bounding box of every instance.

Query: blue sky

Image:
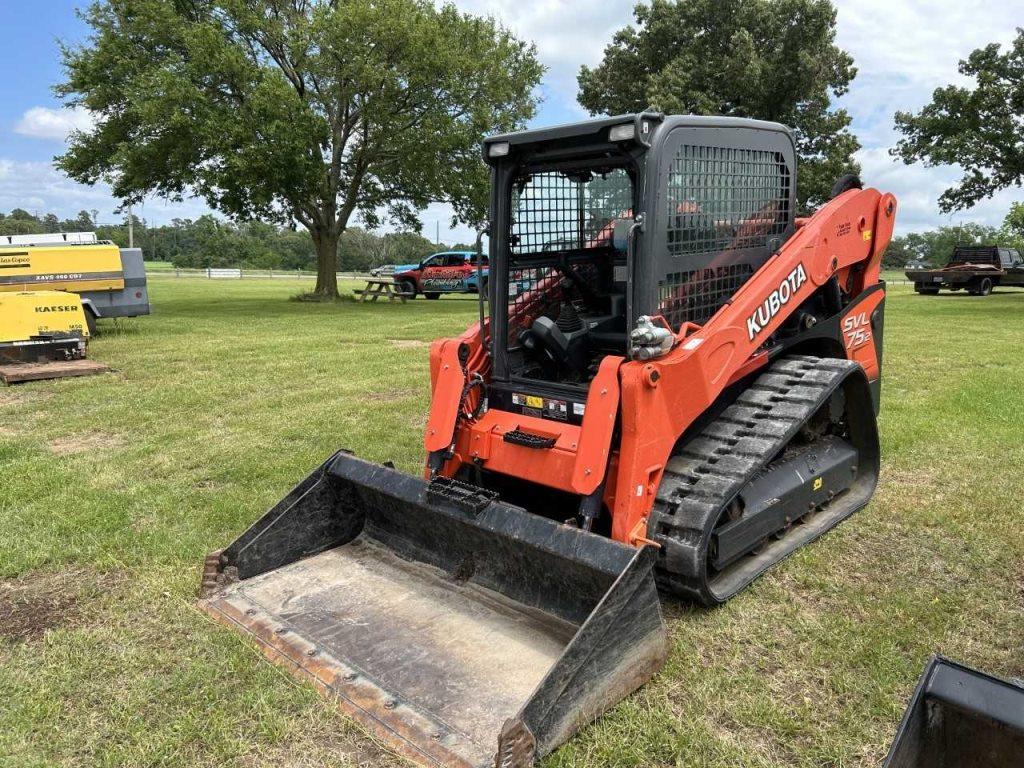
[1,0,1021,243]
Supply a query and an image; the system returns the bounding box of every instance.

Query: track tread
[649,355,863,604]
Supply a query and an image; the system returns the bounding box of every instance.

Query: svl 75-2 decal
[842,312,872,350]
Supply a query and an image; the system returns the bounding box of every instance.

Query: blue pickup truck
[391,251,487,299]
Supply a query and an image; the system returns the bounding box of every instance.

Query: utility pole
[127,204,134,248]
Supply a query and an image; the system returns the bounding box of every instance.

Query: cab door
[1006,249,1024,285]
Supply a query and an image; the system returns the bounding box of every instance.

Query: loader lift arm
[612,186,896,546]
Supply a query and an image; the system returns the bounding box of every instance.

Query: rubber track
[648,355,863,605]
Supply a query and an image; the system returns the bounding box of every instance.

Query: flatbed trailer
[906,245,1024,296]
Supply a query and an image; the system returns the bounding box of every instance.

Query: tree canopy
[577,0,859,211]
[1003,202,1024,240]
[57,0,542,297]
[893,30,1024,213]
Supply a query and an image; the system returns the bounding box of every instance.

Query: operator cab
[504,163,633,386]
[482,113,796,423]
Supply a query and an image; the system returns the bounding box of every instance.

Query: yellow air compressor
[0,290,89,364]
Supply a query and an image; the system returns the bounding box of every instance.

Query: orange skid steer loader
[200,114,897,767]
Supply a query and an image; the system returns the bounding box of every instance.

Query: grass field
[1,276,1021,767]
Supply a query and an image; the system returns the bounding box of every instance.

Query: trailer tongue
[199,452,667,767]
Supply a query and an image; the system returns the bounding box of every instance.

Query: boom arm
[611,187,897,543]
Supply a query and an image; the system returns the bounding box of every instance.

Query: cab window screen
[509,168,632,256]
[659,144,790,330]
[665,145,790,256]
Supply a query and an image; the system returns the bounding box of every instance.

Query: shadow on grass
[289,290,357,304]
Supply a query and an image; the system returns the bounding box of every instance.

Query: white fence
[207,267,242,279]
[148,265,372,281]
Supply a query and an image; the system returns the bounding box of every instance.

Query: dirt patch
[0,568,123,643]
[375,388,419,403]
[48,431,126,455]
[880,465,941,490]
[0,425,19,437]
[0,389,27,406]
[387,339,429,349]
[877,466,947,510]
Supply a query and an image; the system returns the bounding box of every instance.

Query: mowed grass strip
[1,277,1021,767]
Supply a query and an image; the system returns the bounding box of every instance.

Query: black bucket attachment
[199,452,667,768]
[883,656,1024,768]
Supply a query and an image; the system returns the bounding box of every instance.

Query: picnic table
[355,278,409,303]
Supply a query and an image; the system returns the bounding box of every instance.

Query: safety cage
[648,126,796,331]
[482,115,796,389]
[497,154,638,388]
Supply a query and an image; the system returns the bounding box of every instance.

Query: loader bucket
[199,451,667,768]
[883,656,1024,768]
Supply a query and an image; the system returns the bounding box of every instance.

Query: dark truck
[906,245,1024,296]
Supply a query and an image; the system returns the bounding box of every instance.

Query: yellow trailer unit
[0,232,150,332]
[0,242,123,292]
[0,290,89,364]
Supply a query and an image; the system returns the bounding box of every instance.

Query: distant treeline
[884,224,1024,268]
[883,204,1024,268]
[0,208,474,272]
[5,205,1024,272]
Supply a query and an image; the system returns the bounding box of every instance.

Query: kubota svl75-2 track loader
[200,114,897,767]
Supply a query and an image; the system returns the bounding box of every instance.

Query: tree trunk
[311,229,340,298]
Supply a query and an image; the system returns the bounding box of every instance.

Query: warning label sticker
[512,393,574,421]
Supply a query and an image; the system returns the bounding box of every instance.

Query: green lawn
[1,277,1021,767]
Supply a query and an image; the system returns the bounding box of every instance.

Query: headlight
[608,123,635,142]
[488,141,511,158]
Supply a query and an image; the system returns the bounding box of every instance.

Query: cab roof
[482,113,794,164]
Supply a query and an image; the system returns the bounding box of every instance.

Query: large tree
[894,30,1024,213]
[577,0,859,211]
[58,0,542,297]
[1003,202,1024,240]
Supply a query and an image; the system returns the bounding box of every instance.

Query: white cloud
[0,159,111,215]
[14,106,96,142]
[459,0,1024,232]
[455,0,634,120]
[0,157,211,225]
[833,0,1023,230]
[856,147,1022,233]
